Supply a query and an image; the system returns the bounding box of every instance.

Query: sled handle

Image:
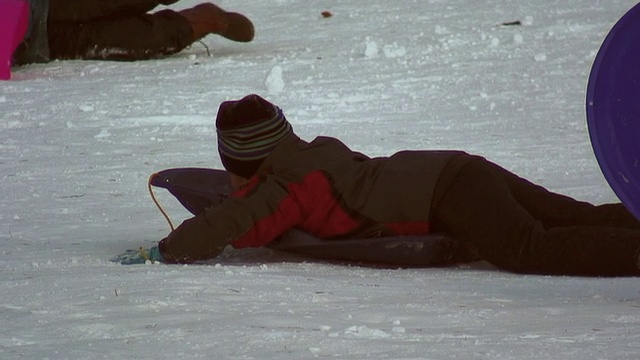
[148,173,176,231]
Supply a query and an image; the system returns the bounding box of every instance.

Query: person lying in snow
[128,94,640,276]
[13,0,254,65]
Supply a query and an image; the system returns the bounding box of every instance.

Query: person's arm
[48,0,179,22]
[158,175,304,263]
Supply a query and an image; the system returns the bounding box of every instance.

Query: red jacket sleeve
[227,170,363,248]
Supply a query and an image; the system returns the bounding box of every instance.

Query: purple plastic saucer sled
[586,3,640,220]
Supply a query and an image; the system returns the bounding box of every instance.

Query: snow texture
[1,0,640,359]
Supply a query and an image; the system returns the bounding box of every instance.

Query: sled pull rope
[148,174,175,231]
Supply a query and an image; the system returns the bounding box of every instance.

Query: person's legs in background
[48,2,254,61]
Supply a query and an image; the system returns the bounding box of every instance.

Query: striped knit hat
[216,94,292,178]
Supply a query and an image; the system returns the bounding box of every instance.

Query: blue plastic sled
[149,168,478,267]
[586,3,640,220]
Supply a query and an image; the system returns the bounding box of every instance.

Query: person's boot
[178,3,254,43]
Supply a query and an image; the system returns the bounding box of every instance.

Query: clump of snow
[265,65,285,94]
[382,43,407,58]
[535,53,548,62]
[364,37,379,58]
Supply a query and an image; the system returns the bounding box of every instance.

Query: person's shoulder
[267,135,353,173]
[308,136,352,150]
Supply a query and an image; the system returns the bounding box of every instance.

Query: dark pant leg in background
[49,0,169,22]
[48,10,193,61]
[431,159,640,276]
[498,166,640,229]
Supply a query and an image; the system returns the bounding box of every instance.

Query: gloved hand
[111,246,164,265]
[158,215,227,263]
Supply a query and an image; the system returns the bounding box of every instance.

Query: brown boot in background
[179,3,254,43]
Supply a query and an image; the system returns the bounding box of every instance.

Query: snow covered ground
[2,0,640,358]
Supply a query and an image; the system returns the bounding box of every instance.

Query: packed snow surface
[2,0,640,359]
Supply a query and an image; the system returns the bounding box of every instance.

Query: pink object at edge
[0,0,30,80]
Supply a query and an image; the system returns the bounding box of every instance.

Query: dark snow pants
[47,0,193,61]
[431,158,640,276]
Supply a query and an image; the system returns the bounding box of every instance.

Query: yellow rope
[148,173,175,232]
